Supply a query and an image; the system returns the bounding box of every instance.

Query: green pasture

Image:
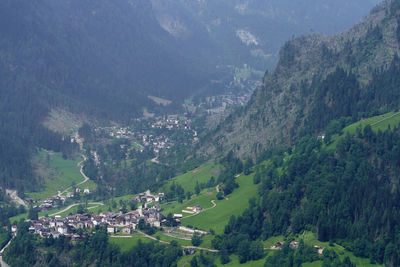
[329,111,400,149]
[177,173,258,234]
[110,235,152,252]
[164,163,220,193]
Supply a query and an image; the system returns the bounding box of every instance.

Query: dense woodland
[302,55,400,138]
[210,125,400,266]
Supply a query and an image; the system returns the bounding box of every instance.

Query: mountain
[150,0,382,73]
[0,0,216,191]
[200,0,400,159]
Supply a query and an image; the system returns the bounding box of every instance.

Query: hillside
[199,0,400,159]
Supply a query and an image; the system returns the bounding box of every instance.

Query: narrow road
[181,200,216,219]
[49,202,104,217]
[76,155,89,186]
[56,154,89,198]
[371,111,400,126]
[0,237,13,267]
[6,190,27,207]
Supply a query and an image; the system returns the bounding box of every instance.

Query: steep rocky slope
[200,0,400,159]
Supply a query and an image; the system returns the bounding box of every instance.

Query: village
[24,190,203,241]
[94,114,197,157]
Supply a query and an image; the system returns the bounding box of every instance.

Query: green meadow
[164,162,221,193]
[28,150,97,200]
[161,172,258,235]
[329,111,400,149]
[262,232,383,267]
[110,235,152,252]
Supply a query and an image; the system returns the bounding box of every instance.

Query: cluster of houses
[150,115,192,131]
[141,134,173,154]
[271,241,325,255]
[38,197,63,211]
[132,190,164,204]
[37,189,90,212]
[29,190,168,239]
[29,204,164,239]
[94,115,196,157]
[182,205,203,215]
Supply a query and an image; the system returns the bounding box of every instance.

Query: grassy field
[161,189,216,217]
[153,233,192,246]
[164,163,221,193]
[162,173,258,235]
[29,150,84,200]
[329,111,400,149]
[29,150,97,200]
[262,232,383,267]
[109,235,152,252]
[301,232,382,267]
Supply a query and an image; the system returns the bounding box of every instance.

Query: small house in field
[107,226,116,234]
[290,241,299,249]
[121,226,133,234]
[314,246,325,255]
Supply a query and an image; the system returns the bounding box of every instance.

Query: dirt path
[76,154,89,186]
[6,190,27,207]
[181,200,216,219]
[49,202,104,217]
[371,111,400,127]
[56,154,89,198]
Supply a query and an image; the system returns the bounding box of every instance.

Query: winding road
[56,154,89,198]
[49,202,104,217]
[181,200,216,220]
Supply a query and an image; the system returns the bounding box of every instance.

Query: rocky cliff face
[199,0,400,159]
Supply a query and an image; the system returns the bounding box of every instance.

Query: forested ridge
[199,0,400,159]
[208,123,400,266]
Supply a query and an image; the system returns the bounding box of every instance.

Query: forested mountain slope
[200,0,400,159]
[0,0,213,191]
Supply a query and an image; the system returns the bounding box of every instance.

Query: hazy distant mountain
[151,0,382,71]
[0,0,215,117]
